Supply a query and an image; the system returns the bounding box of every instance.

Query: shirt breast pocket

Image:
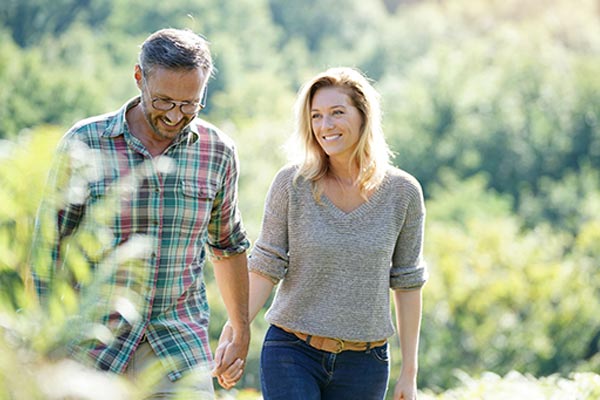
[175,180,217,235]
[88,181,106,203]
[88,179,132,242]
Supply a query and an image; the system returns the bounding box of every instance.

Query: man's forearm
[212,252,250,333]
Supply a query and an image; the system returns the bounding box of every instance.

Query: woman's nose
[321,115,334,129]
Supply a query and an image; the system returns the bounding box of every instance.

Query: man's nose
[165,106,184,122]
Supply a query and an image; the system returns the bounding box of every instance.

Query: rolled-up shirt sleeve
[390,180,428,289]
[207,144,250,259]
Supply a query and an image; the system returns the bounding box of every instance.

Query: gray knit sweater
[248,165,428,341]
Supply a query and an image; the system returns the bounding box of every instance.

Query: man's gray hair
[139,28,213,77]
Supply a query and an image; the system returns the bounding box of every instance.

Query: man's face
[137,66,206,142]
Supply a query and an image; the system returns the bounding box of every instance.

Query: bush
[420,371,600,400]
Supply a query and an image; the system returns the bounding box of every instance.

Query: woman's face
[310,86,363,162]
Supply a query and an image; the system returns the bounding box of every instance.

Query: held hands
[212,321,249,389]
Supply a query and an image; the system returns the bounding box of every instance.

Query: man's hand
[212,321,249,389]
[211,253,250,389]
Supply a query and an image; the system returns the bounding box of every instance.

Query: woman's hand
[212,321,247,389]
[393,369,417,400]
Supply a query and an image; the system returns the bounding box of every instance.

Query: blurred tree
[519,165,600,232]
[0,24,136,138]
[105,0,207,36]
[382,0,426,14]
[381,0,600,233]
[268,0,386,56]
[1,0,599,396]
[382,0,402,13]
[0,0,112,47]
[419,173,600,390]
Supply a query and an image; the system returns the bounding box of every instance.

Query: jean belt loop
[305,335,313,346]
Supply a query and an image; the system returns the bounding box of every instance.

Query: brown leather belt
[278,326,387,354]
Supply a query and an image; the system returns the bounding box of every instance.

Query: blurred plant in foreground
[0,127,152,399]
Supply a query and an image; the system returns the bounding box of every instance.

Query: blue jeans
[260,325,390,400]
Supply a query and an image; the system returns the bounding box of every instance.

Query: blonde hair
[288,67,392,201]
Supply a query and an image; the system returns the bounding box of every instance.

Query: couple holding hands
[33,28,427,400]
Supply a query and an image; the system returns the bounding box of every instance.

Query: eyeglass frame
[141,73,208,116]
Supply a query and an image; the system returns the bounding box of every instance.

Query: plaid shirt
[33,97,250,380]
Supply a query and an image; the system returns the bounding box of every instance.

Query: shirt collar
[101,96,200,145]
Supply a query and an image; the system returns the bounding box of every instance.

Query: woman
[215,67,428,400]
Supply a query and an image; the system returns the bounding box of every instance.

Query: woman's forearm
[249,271,275,323]
[393,288,423,375]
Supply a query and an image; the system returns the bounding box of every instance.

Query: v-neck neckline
[320,172,389,219]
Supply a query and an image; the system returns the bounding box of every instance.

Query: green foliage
[0,0,113,47]
[268,0,386,54]
[426,171,513,225]
[1,0,600,397]
[381,0,600,232]
[0,25,136,138]
[0,127,143,399]
[421,176,600,390]
[386,22,600,189]
[0,128,60,282]
[519,165,600,232]
[420,371,600,400]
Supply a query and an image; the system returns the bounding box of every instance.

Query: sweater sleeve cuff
[390,262,428,289]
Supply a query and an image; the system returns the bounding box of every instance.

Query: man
[32,28,249,398]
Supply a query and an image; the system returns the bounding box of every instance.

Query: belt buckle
[333,338,345,353]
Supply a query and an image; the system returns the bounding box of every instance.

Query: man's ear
[134,64,143,89]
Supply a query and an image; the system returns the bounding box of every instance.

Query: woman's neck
[327,159,358,184]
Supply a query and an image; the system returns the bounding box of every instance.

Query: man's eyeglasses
[147,85,208,116]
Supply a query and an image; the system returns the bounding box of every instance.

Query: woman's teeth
[323,134,341,141]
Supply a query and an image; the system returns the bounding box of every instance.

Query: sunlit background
[1,0,599,398]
